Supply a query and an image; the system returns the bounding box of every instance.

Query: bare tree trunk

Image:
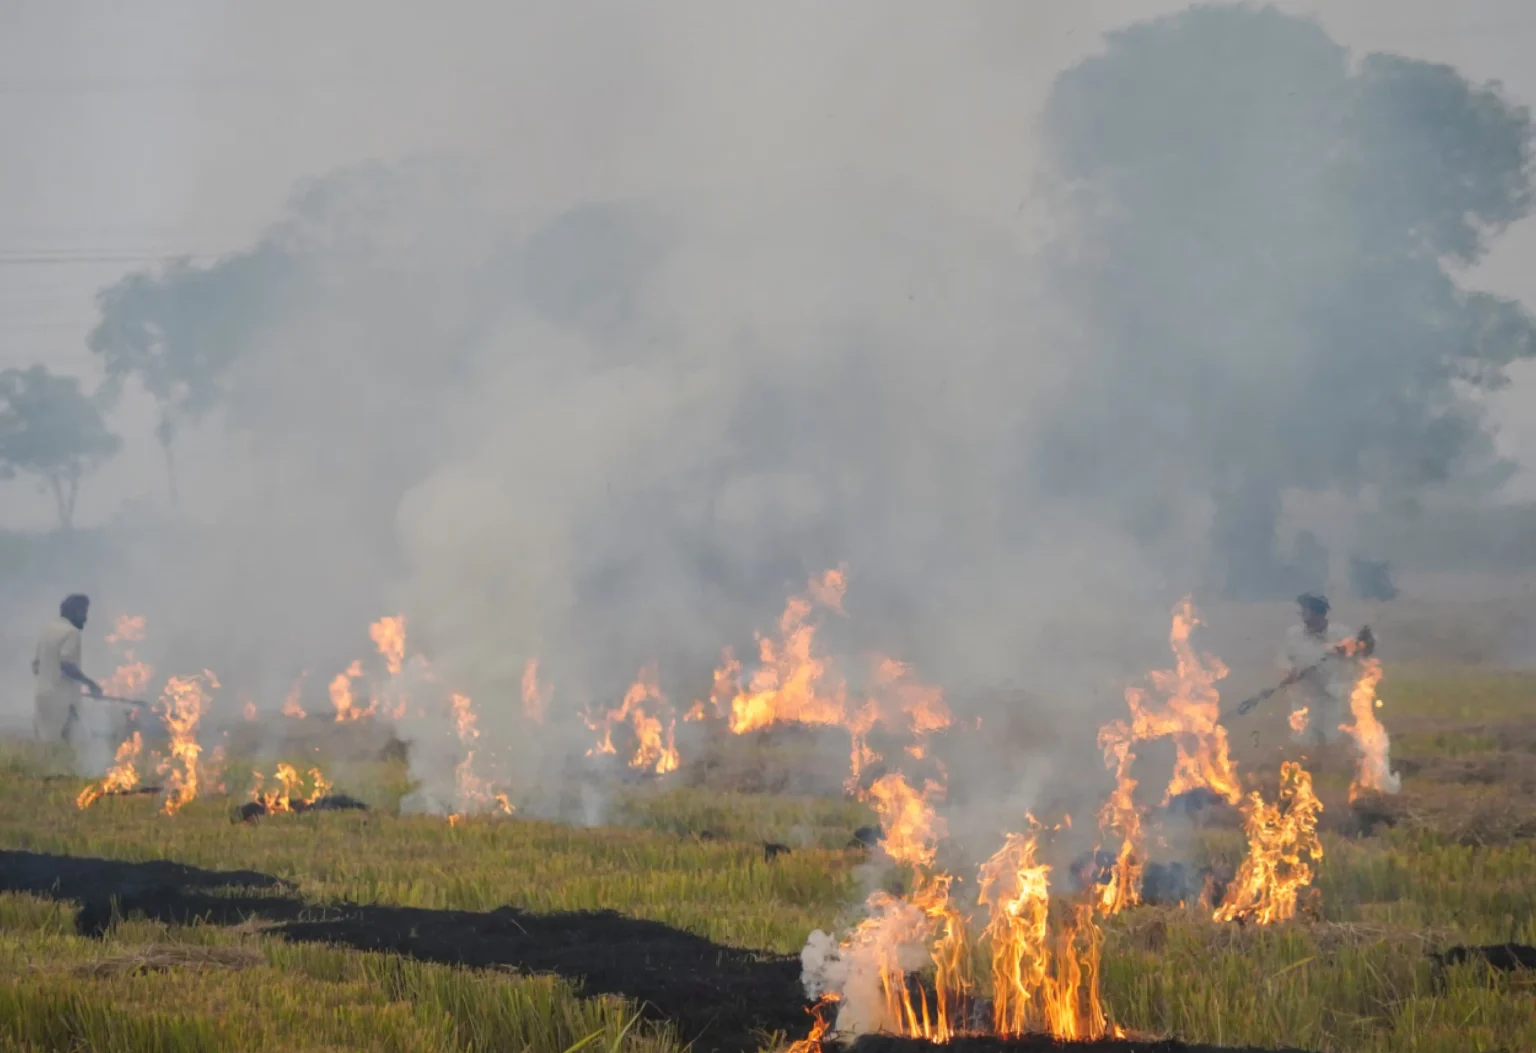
[46,474,74,531]
[161,435,181,510]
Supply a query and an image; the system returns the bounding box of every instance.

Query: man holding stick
[32,593,104,744]
[1279,593,1366,748]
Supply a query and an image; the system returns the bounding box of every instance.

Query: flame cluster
[75,732,143,809]
[1094,598,1240,915]
[584,664,680,775]
[156,672,217,815]
[807,770,1114,1045]
[1213,761,1323,925]
[250,763,332,813]
[1338,652,1400,800]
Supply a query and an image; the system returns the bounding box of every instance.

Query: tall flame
[100,613,152,699]
[1094,597,1239,914]
[370,615,406,677]
[330,660,373,722]
[1339,655,1400,800]
[447,691,514,818]
[522,658,549,724]
[978,830,1109,1040]
[1214,761,1323,925]
[76,732,143,809]
[157,672,216,815]
[282,674,308,719]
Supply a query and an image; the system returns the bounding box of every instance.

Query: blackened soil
[839,1035,1315,1053]
[0,850,804,1053]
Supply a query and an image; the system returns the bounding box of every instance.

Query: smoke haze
[4,2,1536,799]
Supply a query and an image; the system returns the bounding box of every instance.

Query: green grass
[1,667,1535,1052]
[0,893,678,1053]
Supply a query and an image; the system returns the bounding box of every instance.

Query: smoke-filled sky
[4,1,1536,732]
[5,1,1536,531]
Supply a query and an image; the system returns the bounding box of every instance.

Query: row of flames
[582,569,954,796]
[70,577,1399,1048]
[788,593,1399,1050]
[76,613,521,822]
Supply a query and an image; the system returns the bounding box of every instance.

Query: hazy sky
[5,0,1536,527]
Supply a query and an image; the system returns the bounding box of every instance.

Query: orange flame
[242,699,258,722]
[1339,656,1399,800]
[1094,734,1143,916]
[845,656,952,795]
[522,658,549,724]
[157,672,216,815]
[725,569,848,734]
[282,676,308,719]
[1288,707,1309,735]
[1093,598,1239,914]
[1214,761,1323,925]
[76,732,143,809]
[787,999,839,1053]
[250,763,302,814]
[370,615,406,677]
[330,660,374,722]
[448,692,515,816]
[585,665,679,775]
[978,830,1109,1040]
[687,651,742,722]
[866,773,947,869]
[100,614,152,699]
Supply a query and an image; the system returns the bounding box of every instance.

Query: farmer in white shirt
[33,593,103,743]
[1279,593,1359,747]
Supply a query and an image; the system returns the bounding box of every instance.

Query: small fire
[282,675,307,719]
[251,764,331,814]
[522,658,549,724]
[370,615,406,677]
[242,699,258,721]
[687,652,741,722]
[450,691,479,743]
[1339,656,1399,800]
[449,692,515,816]
[725,569,849,734]
[585,665,680,775]
[1289,707,1309,736]
[845,656,952,795]
[866,773,947,869]
[330,660,373,722]
[157,672,217,816]
[1213,761,1323,925]
[76,732,143,809]
[787,1000,838,1053]
[100,613,153,699]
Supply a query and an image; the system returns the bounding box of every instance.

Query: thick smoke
[4,4,1536,789]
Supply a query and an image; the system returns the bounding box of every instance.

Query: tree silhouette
[0,365,121,530]
[1037,4,1536,597]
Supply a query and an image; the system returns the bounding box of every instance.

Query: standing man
[33,593,103,743]
[1279,593,1359,747]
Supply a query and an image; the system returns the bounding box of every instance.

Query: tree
[0,365,121,530]
[1035,4,1536,597]
[88,243,293,507]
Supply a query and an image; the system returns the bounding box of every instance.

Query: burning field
[3,584,1535,1053]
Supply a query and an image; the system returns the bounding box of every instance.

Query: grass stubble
[1,670,1534,1053]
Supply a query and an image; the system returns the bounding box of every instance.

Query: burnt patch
[835,1034,1315,1053]
[0,849,804,1053]
[1431,943,1536,973]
